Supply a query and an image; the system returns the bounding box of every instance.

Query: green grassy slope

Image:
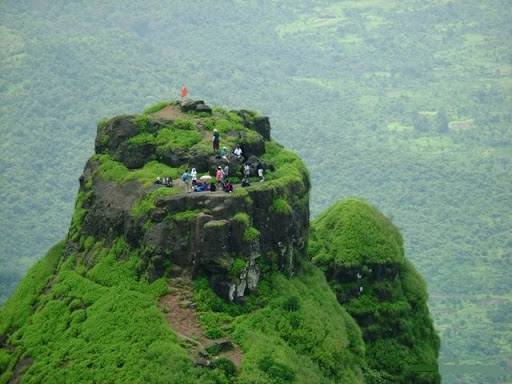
[0,240,366,383]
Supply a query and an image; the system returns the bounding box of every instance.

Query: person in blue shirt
[182,170,192,193]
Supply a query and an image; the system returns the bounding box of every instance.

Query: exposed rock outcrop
[75,101,310,301]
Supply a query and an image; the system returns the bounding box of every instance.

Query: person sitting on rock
[155,177,163,185]
[223,179,233,193]
[210,182,217,192]
[202,181,209,191]
[220,146,230,162]
[241,177,250,187]
[194,181,203,192]
[165,177,173,187]
[233,146,242,159]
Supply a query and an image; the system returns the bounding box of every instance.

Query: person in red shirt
[223,180,233,193]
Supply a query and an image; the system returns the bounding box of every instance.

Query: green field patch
[291,76,333,89]
[363,13,388,30]
[410,136,456,153]
[492,146,512,158]
[332,0,392,8]
[276,12,345,37]
[0,26,25,60]
[464,33,487,44]
[449,119,474,131]
[336,34,364,44]
[387,122,413,132]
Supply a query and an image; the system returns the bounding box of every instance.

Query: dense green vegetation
[310,199,440,384]
[0,236,367,383]
[197,265,367,384]
[310,198,404,267]
[1,1,510,383]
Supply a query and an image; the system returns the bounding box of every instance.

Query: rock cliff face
[71,100,310,301]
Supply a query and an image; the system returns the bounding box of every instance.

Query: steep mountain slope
[0,102,438,383]
[310,199,440,383]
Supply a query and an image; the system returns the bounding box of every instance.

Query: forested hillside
[1,1,510,383]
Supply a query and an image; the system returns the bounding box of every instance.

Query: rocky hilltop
[73,100,310,302]
[0,100,439,384]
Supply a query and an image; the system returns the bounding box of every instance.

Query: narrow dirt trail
[158,276,243,369]
[151,104,188,120]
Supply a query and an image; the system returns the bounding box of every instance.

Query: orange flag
[181,85,188,98]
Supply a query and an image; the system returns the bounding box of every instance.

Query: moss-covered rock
[310,198,441,384]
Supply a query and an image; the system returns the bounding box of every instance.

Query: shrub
[243,227,260,243]
[127,132,155,146]
[135,115,150,133]
[258,355,295,383]
[171,210,201,222]
[0,349,10,374]
[270,198,292,215]
[211,357,238,378]
[172,119,195,131]
[83,236,96,251]
[214,119,233,133]
[230,258,247,280]
[155,128,201,149]
[96,154,129,183]
[282,296,300,312]
[233,212,250,225]
[97,117,113,131]
[131,188,181,217]
[101,134,109,146]
[69,192,86,241]
[204,327,224,340]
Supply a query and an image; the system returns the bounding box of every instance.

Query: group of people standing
[213,129,264,182]
[163,128,266,194]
